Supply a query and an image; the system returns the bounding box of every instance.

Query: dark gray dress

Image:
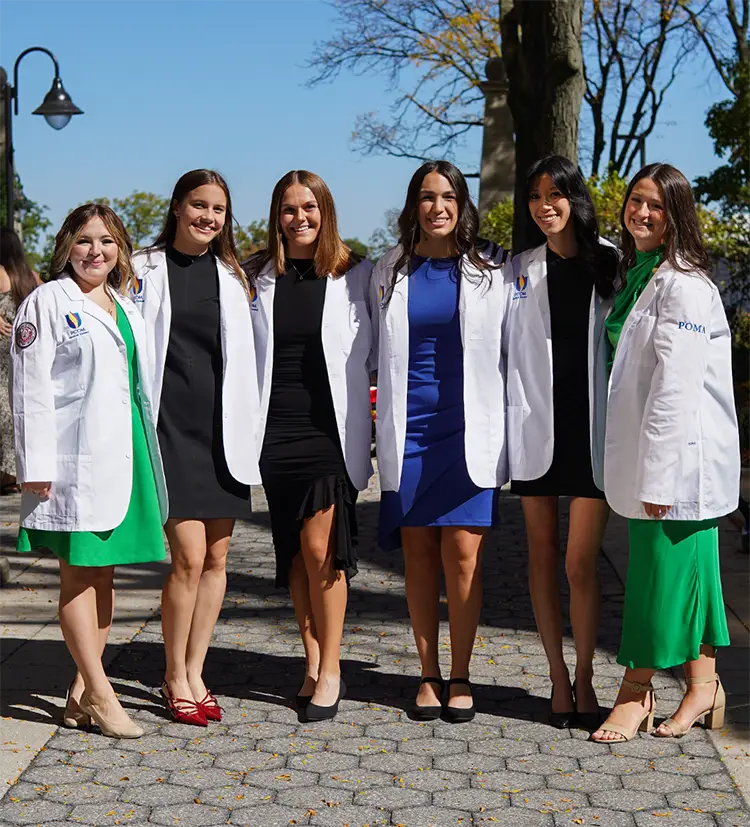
[157,246,251,519]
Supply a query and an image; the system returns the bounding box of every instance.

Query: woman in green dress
[12,204,168,739]
[591,164,740,743]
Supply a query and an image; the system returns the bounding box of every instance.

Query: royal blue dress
[378,256,499,551]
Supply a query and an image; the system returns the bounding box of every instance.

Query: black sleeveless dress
[259,260,358,587]
[157,246,251,519]
[511,249,605,500]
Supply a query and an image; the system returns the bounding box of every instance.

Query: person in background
[245,170,374,722]
[372,160,508,724]
[13,204,168,739]
[504,156,618,730]
[592,163,740,742]
[0,228,41,493]
[133,169,261,727]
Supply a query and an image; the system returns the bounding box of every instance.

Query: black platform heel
[443,678,475,723]
[409,676,444,721]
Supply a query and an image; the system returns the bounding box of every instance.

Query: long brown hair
[620,163,711,281]
[244,170,357,281]
[151,169,247,291]
[0,227,38,306]
[49,204,137,294]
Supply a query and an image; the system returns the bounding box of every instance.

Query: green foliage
[587,170,628,243]
[480,198,513,250]
[343,237,370,257]
[90,192,170,249]
[235,219,268,261]
[0,172,52,271]
[694,58,750,215]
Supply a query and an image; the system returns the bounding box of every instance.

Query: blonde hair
[50,204,137,294]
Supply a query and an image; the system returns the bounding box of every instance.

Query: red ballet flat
[160,681,207,727]
[197,690,223,722]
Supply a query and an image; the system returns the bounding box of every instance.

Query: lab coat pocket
[624,312,657,366]
[53,454,93,522]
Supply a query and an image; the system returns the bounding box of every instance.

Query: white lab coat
[11,277,168,531]
[251,258,376,492]
[371,244,509,492]
[132,247,261,486]
[604,259,740,520]
[503,242,613,488]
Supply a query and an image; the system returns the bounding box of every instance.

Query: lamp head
[32,76,83,130]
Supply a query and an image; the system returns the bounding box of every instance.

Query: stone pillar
[478,57,515,217]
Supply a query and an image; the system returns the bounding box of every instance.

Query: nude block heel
[703,677,726,730]
[590,679,655,743]
[654,673,726,738]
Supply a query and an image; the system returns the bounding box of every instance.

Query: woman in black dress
[504,156,618,729]
[133,170,260,726]
[245,170,374,721]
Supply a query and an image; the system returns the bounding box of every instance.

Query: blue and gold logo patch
[513,274,528,300]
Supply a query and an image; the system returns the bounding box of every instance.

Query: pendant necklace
[289,259,316,281]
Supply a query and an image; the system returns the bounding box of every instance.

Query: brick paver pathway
[1,487,747,827]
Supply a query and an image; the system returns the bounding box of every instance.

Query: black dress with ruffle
[259,260,358,587]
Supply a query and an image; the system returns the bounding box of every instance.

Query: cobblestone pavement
[1,485,748,827]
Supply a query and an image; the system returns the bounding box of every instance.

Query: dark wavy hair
[620,163,711,282]
[150,169,247,291]
[390,161,497,291]
[0,228,38,306]
[524,155,618,298]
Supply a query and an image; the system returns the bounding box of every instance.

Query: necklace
[288,259,316,281]
[103,289,117,319]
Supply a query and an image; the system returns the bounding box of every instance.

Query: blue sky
[0,0,731,248]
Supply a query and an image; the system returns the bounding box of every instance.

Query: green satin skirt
[618,518,729,670]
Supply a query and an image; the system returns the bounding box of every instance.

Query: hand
[643,501,672,519]
[22,482,51,498]
[0,318,12,337]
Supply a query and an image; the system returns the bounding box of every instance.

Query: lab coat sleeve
[368,258,383,376]
[637,274,712,505]
[11,295,58,482]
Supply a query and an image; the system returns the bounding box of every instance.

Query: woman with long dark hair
[133,169,261,727]
[504,155,618,730]
[0,228,40,493]
[592,164,739,742]
[373,160,508,723]
[245,170,374,722]
[13,205,167,738]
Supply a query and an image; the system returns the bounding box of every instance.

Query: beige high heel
[653,674,726,738]
[78,692,144,739]
[62,680,91,729]
[590,679,655,743]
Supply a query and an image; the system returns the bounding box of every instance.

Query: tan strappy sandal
[590,679,655,743]
[653,673,725,738]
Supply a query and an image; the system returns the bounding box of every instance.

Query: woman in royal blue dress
[372,161,508,723]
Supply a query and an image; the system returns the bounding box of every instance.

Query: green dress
[606,248,729,670]
[17,306,166,567]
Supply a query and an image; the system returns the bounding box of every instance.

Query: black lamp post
[1,47,83,231]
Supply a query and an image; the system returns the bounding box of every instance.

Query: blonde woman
[245,170,374,722]
[13,204,167,739]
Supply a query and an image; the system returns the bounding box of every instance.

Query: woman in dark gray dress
[133,170,261,727]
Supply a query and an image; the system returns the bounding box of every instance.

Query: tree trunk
[501,0,586,250]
